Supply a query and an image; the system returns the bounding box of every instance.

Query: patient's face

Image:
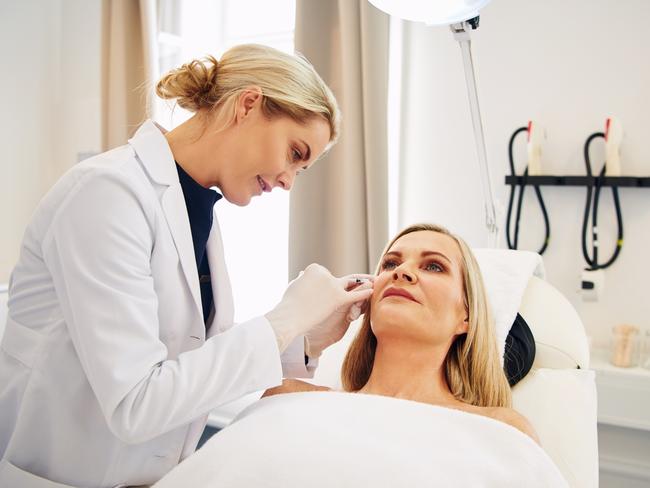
[370,231,468,346]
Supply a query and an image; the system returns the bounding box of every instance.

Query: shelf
[591,355,650,379]
[504,175,650,188]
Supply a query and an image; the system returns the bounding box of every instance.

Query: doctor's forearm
[105,318,283,444]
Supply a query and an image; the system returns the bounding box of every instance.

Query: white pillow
[473,249,545,362]
[512,368,598,488]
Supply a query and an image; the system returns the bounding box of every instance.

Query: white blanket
[155,392,567,487]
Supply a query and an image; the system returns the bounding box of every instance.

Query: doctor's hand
[304,277,374,359]
[265,264,374,354]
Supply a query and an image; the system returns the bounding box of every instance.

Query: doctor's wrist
[264,310,298,354]
[303,336,323,360]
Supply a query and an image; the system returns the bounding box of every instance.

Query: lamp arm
[451,18,499,248]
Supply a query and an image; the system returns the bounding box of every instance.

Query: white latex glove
[304,276,374,359]
[265,264,374,354]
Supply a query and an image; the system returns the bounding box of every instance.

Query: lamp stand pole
[450,18,499,248]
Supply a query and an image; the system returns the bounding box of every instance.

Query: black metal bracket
[505,175,650,188]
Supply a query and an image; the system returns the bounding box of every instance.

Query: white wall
[399,0,650,347]
[0,0,102,283]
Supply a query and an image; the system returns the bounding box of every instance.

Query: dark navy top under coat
[175,162,222,326]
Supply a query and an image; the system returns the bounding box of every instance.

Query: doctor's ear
[235,86,263,121]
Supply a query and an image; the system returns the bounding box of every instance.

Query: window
[155,0,296,322]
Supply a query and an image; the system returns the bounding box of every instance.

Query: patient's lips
[382,287,419,303]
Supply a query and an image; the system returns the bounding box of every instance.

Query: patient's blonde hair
[156,43,340,146]
[341,223,512,408]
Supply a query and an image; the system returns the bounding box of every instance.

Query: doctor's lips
[256,175,271,192]
[382,287,418,303]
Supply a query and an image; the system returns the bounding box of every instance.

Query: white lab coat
[0,120,311,488]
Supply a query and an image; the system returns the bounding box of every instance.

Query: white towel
[473,249,545,362]
[155,392,567,488]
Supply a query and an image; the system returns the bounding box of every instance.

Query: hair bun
[155,55,219,112]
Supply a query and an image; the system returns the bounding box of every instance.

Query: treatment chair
[311,250,598,488]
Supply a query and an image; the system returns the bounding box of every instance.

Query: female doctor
[0,44,373,488]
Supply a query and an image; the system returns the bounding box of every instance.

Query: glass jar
[610,324,639,368]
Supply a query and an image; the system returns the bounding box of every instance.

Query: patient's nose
[392,267,415,283]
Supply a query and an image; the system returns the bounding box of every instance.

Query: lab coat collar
[129,120,204,331]
[128,119,178,186]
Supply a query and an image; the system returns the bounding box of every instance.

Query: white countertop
[591,349,650,378]
[590,349,650,431]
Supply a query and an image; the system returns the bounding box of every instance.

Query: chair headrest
[520,276,590,369]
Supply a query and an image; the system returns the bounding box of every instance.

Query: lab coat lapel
[161,186,204,327]
[128,120,204,331]
[205,211,235,338]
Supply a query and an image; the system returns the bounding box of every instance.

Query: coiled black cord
[506,126,550,254]
[581,132,623,270]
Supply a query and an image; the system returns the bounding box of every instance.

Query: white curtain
[290,0,390,278]
[101,0,158,151]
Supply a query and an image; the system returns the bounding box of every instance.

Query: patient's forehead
[388,231,462,269]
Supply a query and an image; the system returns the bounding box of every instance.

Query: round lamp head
[368,0,491,26]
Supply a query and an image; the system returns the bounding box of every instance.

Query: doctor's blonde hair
[342,223,512,408]
[156,44,340,146]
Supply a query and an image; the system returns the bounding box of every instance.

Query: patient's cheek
[369,275,388,305]
[373,273,389,289]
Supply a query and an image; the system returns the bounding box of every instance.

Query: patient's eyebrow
[384,250,452,264]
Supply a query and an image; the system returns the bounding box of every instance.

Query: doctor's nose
[392,265,416,283]
[276,170,296,191]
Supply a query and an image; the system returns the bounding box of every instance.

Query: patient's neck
[358,340,459,406]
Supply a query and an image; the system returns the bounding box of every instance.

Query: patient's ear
[456,317,469,335]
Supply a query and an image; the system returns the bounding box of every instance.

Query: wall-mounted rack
[505,175,650,188]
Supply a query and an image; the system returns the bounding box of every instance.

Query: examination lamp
[368,0,498,247]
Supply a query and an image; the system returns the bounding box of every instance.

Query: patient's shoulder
[487,407,540,444]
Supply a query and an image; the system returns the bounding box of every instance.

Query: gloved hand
[265,264,374,353]
[304,277,374,359]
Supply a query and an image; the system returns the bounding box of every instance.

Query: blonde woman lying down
[264,223,538,442]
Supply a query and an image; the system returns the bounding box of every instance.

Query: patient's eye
[424,261,444,272]
[380,259,399,270]
[292,147,302,161]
